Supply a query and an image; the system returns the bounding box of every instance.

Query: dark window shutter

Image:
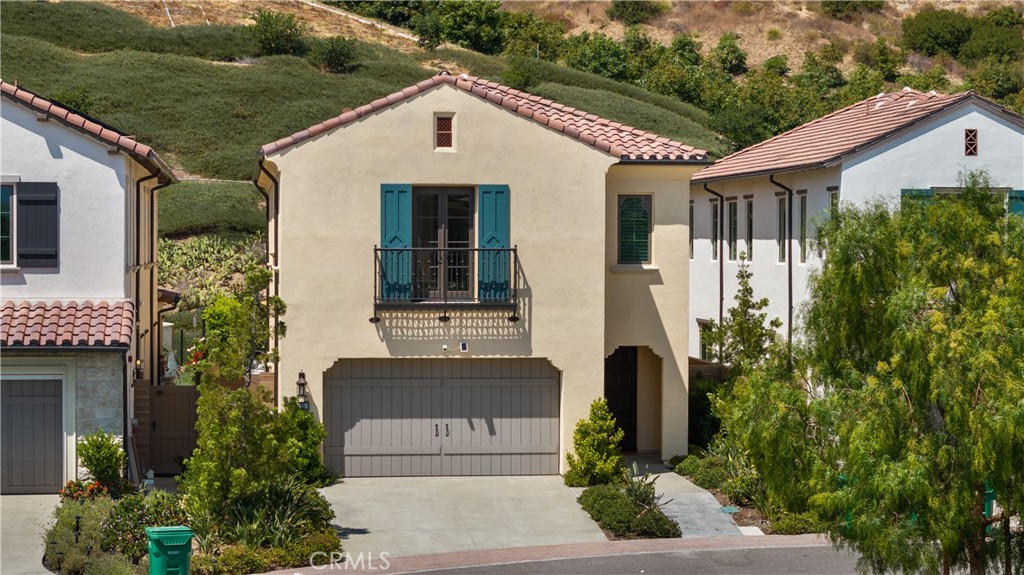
[478,184,510,301]
[618,195,651,264]
[380,184,412,300]
[16,182,59,268]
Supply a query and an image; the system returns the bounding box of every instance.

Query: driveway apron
[1,494,59,575]
[321,476,606,558]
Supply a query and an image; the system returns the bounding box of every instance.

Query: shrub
[564,398,624,487]
[309,36,358,73]
[771,511,825,535]
[502,54,541,91]
[691,455,729,489]
[249,10,308,56]
[211,545,269,575]
[43,497,117,575]
[766,28,782,41]
[606,0,669,26]
[958,23,1024,64]
[77,430,128,496]
[901,8,973,57]
[83,554,144,575]
[821,0,883,20]
[674,455,702,477]
[712,33,747,75]
[227,478,335,548]
[688,378,722,449]
[578,484,681,538]
[100,491,186,562]
[266,529,343,567]
[560,32,630,83]
[667,454,687,468]
[277,398,335,487]
[763,54,789,76]
[59,479,110,502]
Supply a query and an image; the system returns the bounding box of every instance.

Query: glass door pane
[445,190,472,298]
[413,190,440,300]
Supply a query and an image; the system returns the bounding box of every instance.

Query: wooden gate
[149,385,199,476]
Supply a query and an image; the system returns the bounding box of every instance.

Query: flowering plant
[59,479,109,501]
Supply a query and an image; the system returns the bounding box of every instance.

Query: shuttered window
[618,195,652,264]
[16,182,59,268]
[727,200,738,261]
[1010,191,1024,217]
[1,185,11,264]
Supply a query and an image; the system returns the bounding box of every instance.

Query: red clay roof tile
[1,300,134,348]
[260,73,708,162]
[692,88,1022,182]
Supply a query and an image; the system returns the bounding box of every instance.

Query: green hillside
[0,1,727,185]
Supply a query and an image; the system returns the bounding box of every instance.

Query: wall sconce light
[296,370,309,411]
[135,358,144,379]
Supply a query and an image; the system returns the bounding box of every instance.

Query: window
[727,200,738,261]
[435,115,454,149]
[618,195,652,264]
[745,198,753,260]
[711,202,719,261]
[1,185,11,264]
[698,320,712,361]
[688,202,694,259]
[829,189,839,212]
[965,128,978,156]
[799,194,807,263]
[777,196,787,262]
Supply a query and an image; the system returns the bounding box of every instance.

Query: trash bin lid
[145,526,194,546]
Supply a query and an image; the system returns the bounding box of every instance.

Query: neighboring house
[255,72,710,477]
[0,81,175,493]
[689,88,1024,358]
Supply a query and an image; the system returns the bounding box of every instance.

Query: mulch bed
[707,487,775,534]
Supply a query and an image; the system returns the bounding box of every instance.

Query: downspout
[703,183,725,362]
[121,350,131,480]
[256,160,280,378]
[149,180,171,384]
[769,175,794,359]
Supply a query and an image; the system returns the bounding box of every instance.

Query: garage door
[1,379,63,494]
[324,359,559,477]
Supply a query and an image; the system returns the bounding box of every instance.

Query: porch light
[135,358,144,379]
[296,371,309,411]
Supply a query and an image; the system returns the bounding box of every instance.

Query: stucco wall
[688,168,839,358]
[606,164,697,458]
[264,84,624,471]
[0,101,130,299]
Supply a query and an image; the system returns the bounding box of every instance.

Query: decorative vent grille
[436,116,453,148]
[965,128,978,156]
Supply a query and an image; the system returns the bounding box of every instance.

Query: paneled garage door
[1,379,63,494]
[323,359,559,477]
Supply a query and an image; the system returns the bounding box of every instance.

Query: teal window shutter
[618,195,652,264]
[380,184,412,300]
[478,184,510,301]
[1009,191,1024,217]
[900,188,934,205]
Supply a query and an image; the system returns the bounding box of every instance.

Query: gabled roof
[260,73,709,163]
[0,80,176,183]
[692,88,1024,183]
[1,300,134,348]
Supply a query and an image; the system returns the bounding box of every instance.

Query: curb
[265,533,833,575]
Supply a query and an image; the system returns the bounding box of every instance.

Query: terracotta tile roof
[1,300,134,348]
[260,73,709,162]
[0,80,176,183]
[692,88,1020,182]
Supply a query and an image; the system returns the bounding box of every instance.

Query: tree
[248,9,308,56]
[901,8,973,58]
[806,172,1024,575]
[606,0,668,26]
[704,255,784,374]
[712,32,747,75]
[560,32,630,82]
[564,398,625,487]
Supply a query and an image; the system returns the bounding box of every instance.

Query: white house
[0,80,175,493]
[688,88,1024,358]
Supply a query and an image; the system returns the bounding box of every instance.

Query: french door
[412,187,473,300]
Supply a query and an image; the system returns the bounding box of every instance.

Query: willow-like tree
[806,172,1024,575]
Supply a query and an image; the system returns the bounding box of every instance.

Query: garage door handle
[435,424,439,437]
[445,424,449,437]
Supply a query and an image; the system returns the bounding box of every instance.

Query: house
[689,88,1024,358]
[254,73,710,477]
[0,81,175,493]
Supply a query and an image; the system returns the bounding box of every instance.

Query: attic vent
[435,114,454,149]
[965,129,978,156]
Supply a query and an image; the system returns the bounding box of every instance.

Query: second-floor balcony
[373,247,519,312]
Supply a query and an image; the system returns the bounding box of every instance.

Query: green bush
[688,378,722,448]
[821,0,883,20]
[83,554,144,575]
[309,36,358,73]
[227,478,335,548]
[77,430,128,495]
[771,511,825,535]
[277,398,335,487]
[901,8,973,57]
[211,545,269,575]
[43,497,117,575]
[266,529,343,567]
[100,491,186,563]
[578,484,680,539]
[712,33,747,75]
[564,398,624,487]
[763,55,790,76]
[59,479,110,502]
[606,0,669,25]
[691,455,729,489]
[560,32,630,83]
[249,10,308,56]
[674,455,702,477]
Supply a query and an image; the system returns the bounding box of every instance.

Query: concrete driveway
[321,476,606,558]
[1,494,59,575]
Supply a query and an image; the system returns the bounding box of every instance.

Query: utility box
[145,526,194,575]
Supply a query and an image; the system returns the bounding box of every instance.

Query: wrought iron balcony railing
[373,247,519,312]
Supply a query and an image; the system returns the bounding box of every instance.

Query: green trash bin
[145,526,194,575]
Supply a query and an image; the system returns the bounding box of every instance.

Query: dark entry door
[605,347,638,452]
[413,187,473,300]
[150,385,199,475]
